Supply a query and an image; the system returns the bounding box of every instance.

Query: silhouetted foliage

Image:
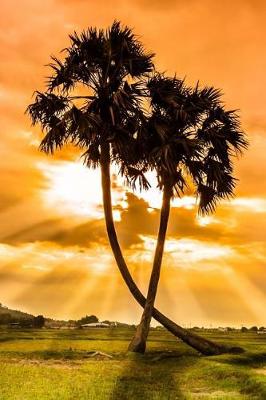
[33,315,45,328]
[249,326,258,332]
[77,315,99,326]
[0,313,12,325]
[128,72,248,352]
[142,74,248,214]
[27,20,153,191]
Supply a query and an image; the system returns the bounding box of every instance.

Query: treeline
[74,315,135,328]
[0,313,45,328]
[76,315,98,325]
[241,326,265,332]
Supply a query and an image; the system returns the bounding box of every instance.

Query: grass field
[0,327,265,399]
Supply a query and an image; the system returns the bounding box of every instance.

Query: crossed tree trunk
[100,143,235,356]
[128,185,171,353]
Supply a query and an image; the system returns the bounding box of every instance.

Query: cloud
[2,187,266,252]
[1,219,66,245]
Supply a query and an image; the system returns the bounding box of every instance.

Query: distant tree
[77,315,99,326]
[259,326,265,331]
[0,313,12,325]
[20,319,33,328]
[33,315,45,328]
[250,326,258,332]
[241,327,248,332]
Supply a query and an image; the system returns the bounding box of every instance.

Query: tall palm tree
[128,74,248,353]
[27,22,242,356]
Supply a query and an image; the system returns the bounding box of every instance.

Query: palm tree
[128,74,248,353]
[27,22,242,356]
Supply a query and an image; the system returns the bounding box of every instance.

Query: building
[9,322,21,328]
[81,322,110,328]
[217,327,228,332]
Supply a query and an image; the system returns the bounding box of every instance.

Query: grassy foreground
[0,328,265,399]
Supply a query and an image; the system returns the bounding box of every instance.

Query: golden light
[224,269,266,323]
[196,215,217,227]
[130,171,197,209]
[37,159,266,221]
[38,160,124,221]
[230,198,266,212]
[138,235,233,267]
[0,242,112,274]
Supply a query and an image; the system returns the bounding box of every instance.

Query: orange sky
[0,0,265,327]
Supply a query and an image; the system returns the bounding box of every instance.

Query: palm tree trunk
[128,185,171,353]
[100,142,242,356]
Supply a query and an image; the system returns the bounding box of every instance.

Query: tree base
[128,336,146,354]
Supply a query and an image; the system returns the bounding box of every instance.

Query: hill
[0,303,135,329]
[0,303,34,323]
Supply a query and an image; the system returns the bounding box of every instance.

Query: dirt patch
[255,368,266,376]
[190,390,240,398]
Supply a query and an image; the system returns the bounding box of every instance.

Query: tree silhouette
[27,21,246,356]
[77,315,99,326]
[128,74,248,353]
[33,315,45,328]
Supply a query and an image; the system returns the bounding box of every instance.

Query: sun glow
[38,160,197,221]
[129,171,197,209]
[196,215,217,227]
[38,161,124,220]
[38,160,266,223]
[138,236,233,268]
[230,198,266,212]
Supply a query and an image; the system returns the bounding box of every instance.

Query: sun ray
[97,272,120,319]
[223,269,266,324]
[158,263,207,328]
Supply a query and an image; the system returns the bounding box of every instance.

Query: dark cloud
[117,193,158,247]
[2,219,66,245]
[0,192,223,248]
[3,190,265,251]
[51,219,108,247]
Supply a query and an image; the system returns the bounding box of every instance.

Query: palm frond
[27,92,69,127]
[82,145,101,169]
[108,21,154,78]
[197,184,218,215]
[145,72,248,214]
[119,164,150,191]
[39,119,68,154]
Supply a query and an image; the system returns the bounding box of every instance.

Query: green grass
[0,328,265,399]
